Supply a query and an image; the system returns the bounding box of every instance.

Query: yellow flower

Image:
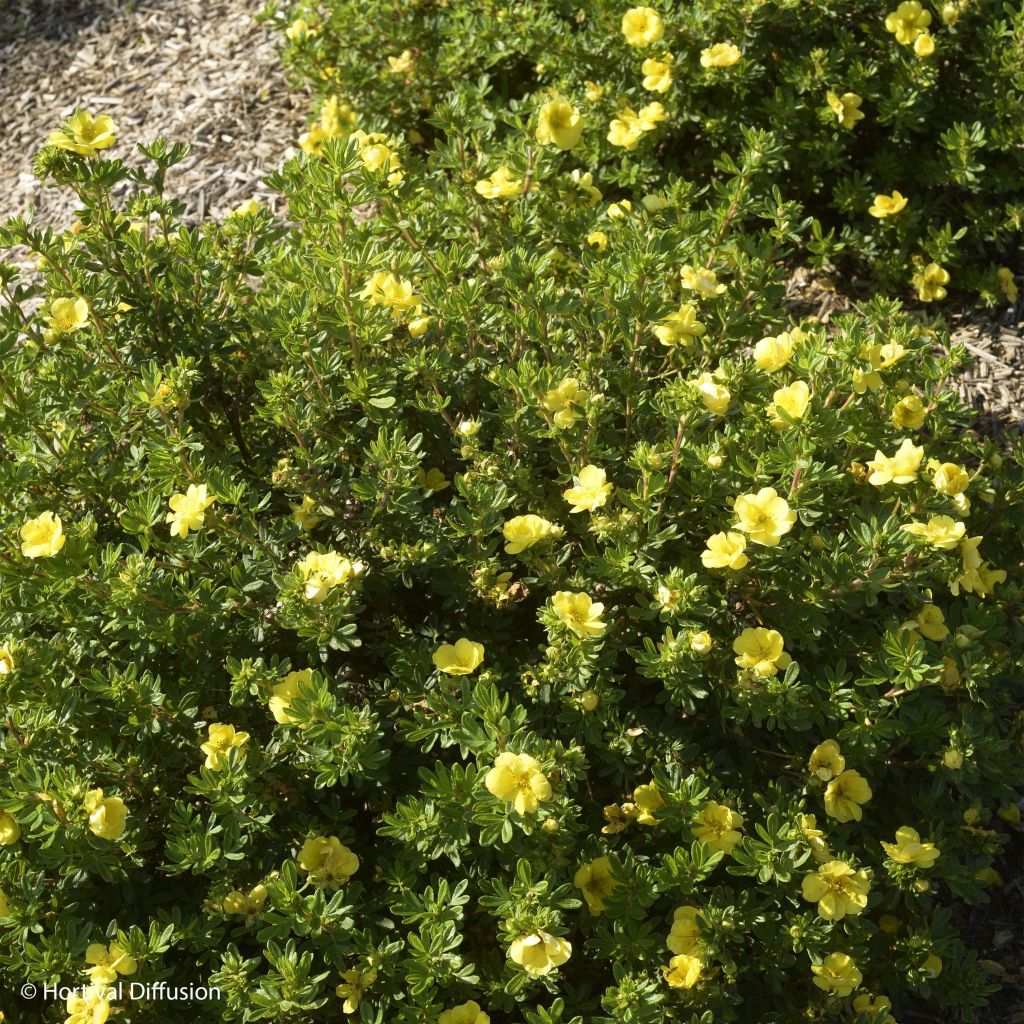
[85,789,128,840]
[811,952,862,996]
[701,531,748,570]
[297,551,362,603]
[351,129,404,184]
[438,1000,488,1024]
[227,197,262,219]
[388,49,415,74]
[912,262,950,302]
[654,303,705,346]
[733,627,791,677]
[584,80,604,101]
[753,328,802,372]
[563,465,613,512]
[826,91,865,129]
[641,194,669,212]
[474,166,524,200]
[901,515,966,549]
[47,111,117,156]
[680,263,726,298]
[641,55,674,93]
[551,591,606,637]
[852,994,897,1024]
[693,371,731,415]
[808,740,845,782]
[607,103,665,149]
[46,297,90,335]
[574,856,617,912]
[932,462,969,496]
[633,781,664,826]
[664,953,703,988]
[298,835,359,888]
[200,723,250,769]
[913,604,949,641]
[733,487,797,546]
[503,515,560,555]
[586,230,608,252]
[270,668,312,724]
[823,770,872,823]
[866,438,923,485]
[602,802,636,834]
[0,811,21,845]
[885,1,932,43]
[801,860,870,920]
[693,802,744,853]
[432,638,485,675]
[800,814,832,863]
[285,17,318,41]
[667,906,703,955]
[166,483,215,538]
[544,377,589,428]
[291,495,324,531]
[923,952,942,977]
[85,941,137,984]
[690,630,713,654]
[892,395,926,429]
[536,97,584,150]
[419,467,450,494]
[66,984,112,1024]
[569,169,602,205]
[622,7,664,47]
[222,884,268,918]
[914,32,935,57]
[486,752,551,813]
[607,199,633,219]
[20,511,66,558]
[508,930,572,976]
[996,267,1018,303]
[300,123,329,156]
[768,381,810,427]
[951,536,1006,597]
[880,825,940,867]
[360,271,423,320]
[336,966,377,1014]
[0,646,14,676]
[869,191,908,218]
[700,42,742,68]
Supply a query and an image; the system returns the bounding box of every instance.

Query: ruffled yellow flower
[0,811,21,845]
[800,814,831,863]
[892,395,926,429]
[811,952,862,996]
[222,884,268,918]
[607,102,665,149]
[824,769,872,822]
[336,966,376,1014]
[700,42,741,68]
[885,1,932,43]
[297,550,362,603]
[85,941,137,985]
[474,166,524,200]
[932,462,969,496]
[46,297,90,335]
[664,953,703,988]
[866,438,923,485]
[621,7,664,47]
[20,511,66,558]
[680,263,726,298]
[801,860,870,920]
[667,905,703,955]
[569,169,602,205]
[852,994,897,1024]
[753,329,800,372]
[551,591,606,637]
[285,17,318,41]
[881,825,940,867]
[66,984,112,1024]
[508,930,571,976]
[654,303,705,347]
[0,646,14,676]
[270,668,312,724]
[85,789,128,840]
[536,97,584,150]
[869,191,908,218]
[503,515,560,555]
[298,835,359,888]
[291,495,324,531]
[388,49,415,74]
[690,630,713,654]
[701,531,748,570]
[438,1000,488,1024]
[563,465,613,512]
[901,515,966,549]
[826,91,865,129]
[733,627,791,677]
[574,856,616,912]
[166,483,215,538]
[914,31,935,56]
[641,55,674,93]
[909,604,948,641]
[360,271,423,320]
[633,781,664,826]
[432,638,485,675]
[543,377,589,428]
[951,536,1006,597]
[351,129,404,185]
[200,723,250,769]
[419,467,450,494]
[47,111,117,156]
[768,380,810,427]
[691,371,729,415]
[693,802,744,853]
[733,487,797,546]
[912,262,950,302]
[808,740,845,782]
[486,752,551,813]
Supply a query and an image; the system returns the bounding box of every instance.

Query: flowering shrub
[268,0,1024,299]
[1,105,1023,1024]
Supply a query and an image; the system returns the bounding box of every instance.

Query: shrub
[1,108,1023,1024]
[268,0,1024,299]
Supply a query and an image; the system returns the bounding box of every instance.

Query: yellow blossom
[474,166,524,200]
[812,952,862,996]
[360,271,423,320]
[584,80,604,101]
[607,103,665,149]
[551,591,606,637]
[914,32,935,57]
[881,825,940,867]
[269,668,312,724]
[808,740,845,782]
[852,994,897,1024]
[0,646,14,675]
[0,811,21,845]
[432,638,485,675]
[753,330,798,372]
[20,511,66,558]
[951,536,1006,597]
[885,1,932,43]
[486,752,551,813]
[292,495,324,531]
[337,966,377,1014]
[826,91,865,129]
[46,297,90,335]
[536,97,584,149]
[693,371,731,415]
[733,487,797,546]
[664,953,703,988]
[85,789,128,840]
[913,262,950,302]
[824,770,872,822]
[503,514,560,555]
[701,531,748,570]
[297,551,362,603]
[621,7,664,47]
[693,801,744,853]
[285,17,318,41]
[901,515,966,549]
[680,263,726,298]
[933,462,969,496]
[388,49,415,74]
[508,931,571,976]
[733,627,791,677]
[586,230,608,252]
[419,467,450,493]
[47,111,117,156]
[66,985,112,1024]
[801,860,871,920]
[563,465,613,512]
[769,380,810,427]
[700,42,742,68]
[633,781,664,826]
[654,304,705,347]
[299,835,359,888]
[800,814,832,863]
[166,483,215,538]
[996,267,1018,303]
[690,630,713,654]
[641,55,674,93]
[569,169,602,205]
[574,856,617,912]
[544,377,588,428]
[892,395,926,429]
[869,191,908,218]
[438,1000,488,1024]
[866,438,923,485]
[667,905,703,955]
[85,941,137,985]
[222,884,268,919]
[200,723,250,769]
